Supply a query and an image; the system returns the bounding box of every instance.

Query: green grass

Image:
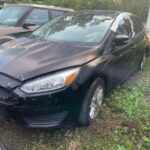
[0,58,150,150]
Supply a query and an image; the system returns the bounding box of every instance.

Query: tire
[139,51,147,71]
[78,78,105,126]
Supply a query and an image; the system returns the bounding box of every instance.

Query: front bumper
[0,74,87,128]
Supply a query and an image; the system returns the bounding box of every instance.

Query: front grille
[23,112,68,128]
[0,87,19,106]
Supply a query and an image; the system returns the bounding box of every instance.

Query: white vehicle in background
[146,7,150,31]
[146,8,150,55]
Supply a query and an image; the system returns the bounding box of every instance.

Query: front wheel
[78,78,105,126]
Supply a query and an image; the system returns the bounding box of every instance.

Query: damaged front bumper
[0,73,85,128]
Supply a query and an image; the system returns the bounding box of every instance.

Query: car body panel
[0,37,99,81]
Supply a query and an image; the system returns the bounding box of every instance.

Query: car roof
[63,10,135,33]
[64,10,136,21]
[64,10,123,18]
[4,4,74,12]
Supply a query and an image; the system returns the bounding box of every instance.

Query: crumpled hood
[0,37,99,81]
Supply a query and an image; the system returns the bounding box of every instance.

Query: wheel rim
[89,85,104,120]
[141,53,146,70]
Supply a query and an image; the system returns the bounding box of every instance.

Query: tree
[5,0,150,21]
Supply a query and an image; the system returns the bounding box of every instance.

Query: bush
[6,0,150,21]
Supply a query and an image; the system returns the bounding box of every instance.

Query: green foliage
[5,0,150,21]
[107,82,150,118]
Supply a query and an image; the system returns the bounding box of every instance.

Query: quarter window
[26,9,49,25]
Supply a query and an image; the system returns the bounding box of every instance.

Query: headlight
[21,68,80,93]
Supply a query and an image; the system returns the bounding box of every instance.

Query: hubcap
[89,85,104,120]
[141,53,146,70]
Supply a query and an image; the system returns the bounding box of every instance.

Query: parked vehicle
[0,11,148,128]
[0,0,4,9]
[0,4,73,44]
[146,7,150,55]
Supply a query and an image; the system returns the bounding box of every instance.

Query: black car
[0,4,73,44]
[0,11,148,128]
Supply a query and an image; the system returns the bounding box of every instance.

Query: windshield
[31,13,114,44]
[0,6,29,26]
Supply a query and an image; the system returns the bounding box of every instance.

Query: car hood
[0,37,99,81]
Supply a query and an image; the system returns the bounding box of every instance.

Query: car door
[130,15,145,70]
[24,8,50,31]
[103,16,135,83]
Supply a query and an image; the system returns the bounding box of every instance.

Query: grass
[0,58,150,150]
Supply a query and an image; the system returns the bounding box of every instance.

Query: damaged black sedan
[0,11,148,128]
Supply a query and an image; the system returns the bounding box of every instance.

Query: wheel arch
[84,74,110,96]
[99,75,110,95]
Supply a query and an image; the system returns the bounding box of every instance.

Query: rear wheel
[78,78,105,126]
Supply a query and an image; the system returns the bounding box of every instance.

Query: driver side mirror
[114,35,130,46]
[23,20,36,29]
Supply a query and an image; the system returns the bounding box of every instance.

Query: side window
[117,18,132,38]
[131,16,144,35]
[51,10,64,19]
[106,18,132,52]
[26,8,49,25]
